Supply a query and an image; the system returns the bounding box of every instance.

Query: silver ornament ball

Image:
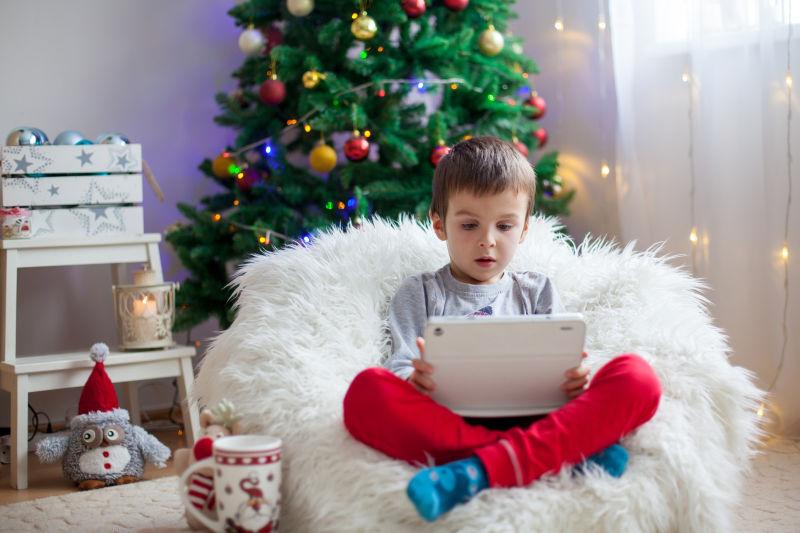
[6,127,49,146]
[96,132,130,145]
[287,0,314,17]
[53,130,92,145]
[238,28,266,56]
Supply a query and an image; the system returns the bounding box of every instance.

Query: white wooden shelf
[0,233,200,490]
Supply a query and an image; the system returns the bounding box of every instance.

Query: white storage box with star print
[0,144,144,239]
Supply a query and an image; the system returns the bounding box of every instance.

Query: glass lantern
[112,267,177,350]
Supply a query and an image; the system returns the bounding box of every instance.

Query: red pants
[343,354,661,487]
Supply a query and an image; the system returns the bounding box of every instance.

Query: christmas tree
[167,0,574,331]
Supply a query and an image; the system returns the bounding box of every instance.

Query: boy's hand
[561,351,590,399]
[408,337,436,394]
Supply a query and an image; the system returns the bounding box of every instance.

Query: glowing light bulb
[259,235,267,244]
[377,46,384,52]
[233,199,240,206]
[757,403,765,417]
[689,228,698,244]
[212,213,222,222]
[682,72,690,83]
[554,18,564,31]
[781,245,789,261]
[487,94,495,101]
[598,20,607,30]
[417,81,424,90]
[786,74,794,88]
[337,201,345,210]
[264,144,272,155]
[450,83,458,90]
[601,163,610,178]
[351,12,358,19]
[304,124,312,133]
[522,72,529,79]
[364,130,372,138]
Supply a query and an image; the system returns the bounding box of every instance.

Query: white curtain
[609,0,800,435]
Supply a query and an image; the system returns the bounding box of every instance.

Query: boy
[343,137,661,521]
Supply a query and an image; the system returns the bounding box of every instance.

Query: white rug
[1,440,798,532]
[0,477,187,533]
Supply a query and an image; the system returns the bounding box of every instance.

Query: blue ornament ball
[96,132,130,145]
[6,127,49,146]
[53,130,92,145]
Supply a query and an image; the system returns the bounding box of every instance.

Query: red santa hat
[78,343,119,415]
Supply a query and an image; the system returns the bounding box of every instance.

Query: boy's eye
[461,223,477,230]
[497,224,514,231]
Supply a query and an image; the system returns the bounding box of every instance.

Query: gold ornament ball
[287,0,314,16]
[479,26,505,57]
[310,143,337,173]
[211,154,237,178]
[351,13,377,40]
[302,70,324,89]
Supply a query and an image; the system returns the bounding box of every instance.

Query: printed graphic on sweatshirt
[466,305,493,318]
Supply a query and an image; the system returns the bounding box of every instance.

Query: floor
[1,429,799,531]
[0,421,186,506]
[734,438,800,532]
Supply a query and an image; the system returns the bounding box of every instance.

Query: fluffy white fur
[193,216,763,532]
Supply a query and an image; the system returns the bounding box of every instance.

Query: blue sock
[407,456,488,522]
[578,443,628,478]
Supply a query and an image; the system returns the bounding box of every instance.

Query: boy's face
[431,189,530,285]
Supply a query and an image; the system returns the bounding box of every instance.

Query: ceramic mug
[180,435,282,533]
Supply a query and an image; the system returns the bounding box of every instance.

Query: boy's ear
[430,211,447,241]
[518,216,530,243]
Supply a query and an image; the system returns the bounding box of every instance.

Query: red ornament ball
[402,0,426,18]
[344,135,370,162]
[262,25,284,53]
[444,0,469,11]
[236,168,260,192]
[193,436,214,461]
[533,127,548,148]
[525,94,547,119]
[430,144,451,166]
[259,79,286,105]
[514,140,529,158]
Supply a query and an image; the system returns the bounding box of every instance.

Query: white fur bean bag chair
[193,216,763,532]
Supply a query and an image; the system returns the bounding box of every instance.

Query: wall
[0,0,240,426]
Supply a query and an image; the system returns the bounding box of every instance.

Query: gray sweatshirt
[385,264,565,379]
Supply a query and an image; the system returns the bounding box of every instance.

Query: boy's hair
[430,136,536,220]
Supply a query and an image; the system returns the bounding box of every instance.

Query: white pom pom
[90,342,109,363]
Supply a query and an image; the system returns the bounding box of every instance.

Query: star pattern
[31,211,55,238]
[47,185,60,196]
[76,149,94,166]
[89,207,110,220]
[71,206,128,236]
[1,147,52,175]
[116,154,130,169]
[14,155,31,173]
[81,178,131,204]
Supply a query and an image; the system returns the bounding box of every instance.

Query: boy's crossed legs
[343,354,661,518]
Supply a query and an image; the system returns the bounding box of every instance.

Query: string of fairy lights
[208,70,540,245]
[759,0,794,419]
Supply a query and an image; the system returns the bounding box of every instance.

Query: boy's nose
[479,231,496,247]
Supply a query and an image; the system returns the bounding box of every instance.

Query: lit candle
[133,294,158,317]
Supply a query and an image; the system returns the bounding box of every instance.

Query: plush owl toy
[35,343,171,490]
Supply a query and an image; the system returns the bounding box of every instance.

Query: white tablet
[423,314,586,417]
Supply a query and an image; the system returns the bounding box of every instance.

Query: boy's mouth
[475,257,496,267]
